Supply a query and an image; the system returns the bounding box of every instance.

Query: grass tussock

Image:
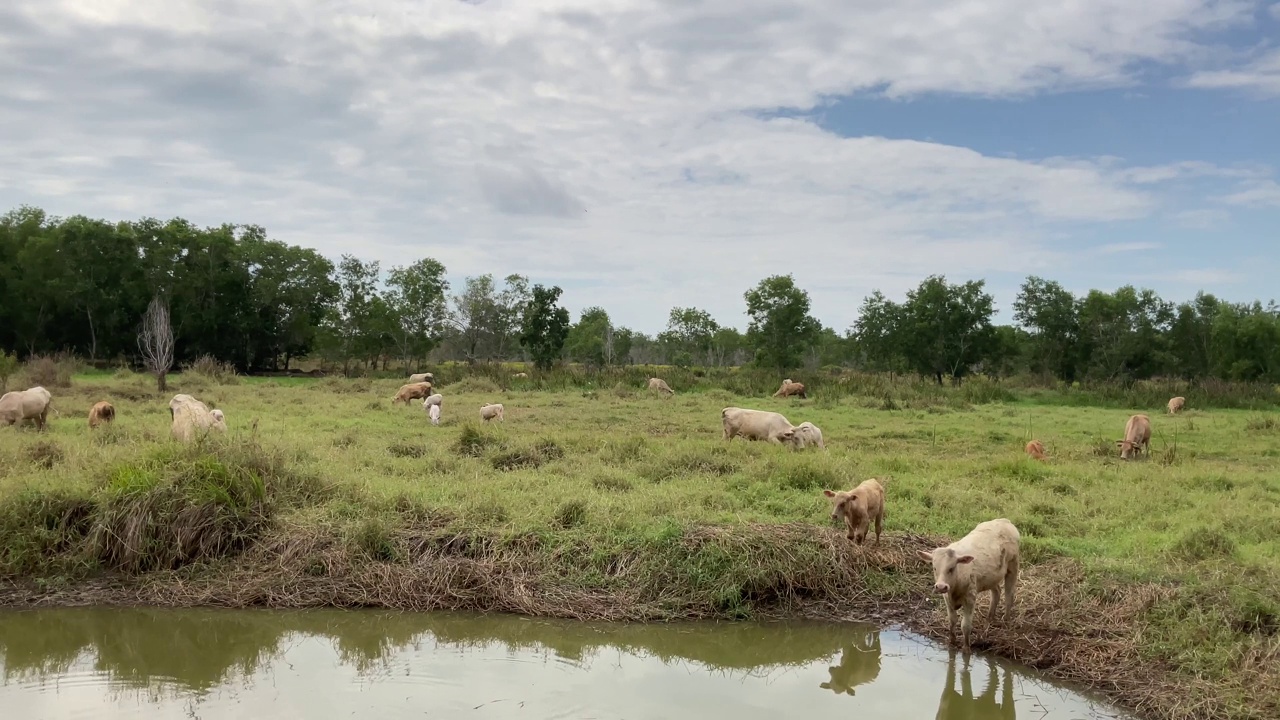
[26,441,65,469]
[183,355,241,385]
[21,353,78,389]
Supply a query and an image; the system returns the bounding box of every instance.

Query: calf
[822,478,884,545]
[773,381,806,399]
[1024,440,1046,460]
[648,377,675,395]
[1116,413,1151,460]
[917,518,1021,650]
[480,403,504,422]
[88,401,116,429]
[392,382,432,405]
[790,421,825,450]
[1167,396,1185,414]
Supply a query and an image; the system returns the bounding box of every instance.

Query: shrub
[184,354,240,384]
[0,351,18,390]
[22,353,76,388]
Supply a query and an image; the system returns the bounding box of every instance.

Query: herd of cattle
[0,374,1194,650]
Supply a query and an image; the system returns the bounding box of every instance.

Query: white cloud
[0,0,1273,332]
[1218,180,1280,207]
[1185,48,1280,95]
[1170,208,1232,228]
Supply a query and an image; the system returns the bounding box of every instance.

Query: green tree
[1076,286,1174,380]
[899,275,996,384]
[744,274,821,372]
[519,284,571,370]
[385,258,450,370]
[851,290,907,373]
[659,307,719,366]
[566,306,613,367]
[1013,276,1082,381]
[318,255,381,374]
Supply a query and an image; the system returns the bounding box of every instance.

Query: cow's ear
[823,489,836,497]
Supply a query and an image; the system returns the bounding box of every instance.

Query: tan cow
[480,403,504,422]
[88,401,116,429]
[773,380,806,399]
[721,407,796,444]
[0,386,53,431]
[918,518,1021,650]
[169,394,226,442]
[823,478,884,545]
[408,372,434,385]
[1116,413,1152,460]
[647,377,674,395]
[392,382,432,404]
[1024,440,1046,460]
[1167,396,1186,414]
[790,421,825,450]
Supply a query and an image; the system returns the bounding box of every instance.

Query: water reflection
[936,651,1016,720]
[819,629,881,696]
[0,608,1127,720]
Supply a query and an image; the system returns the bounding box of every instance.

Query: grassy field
[1,369,1278,720]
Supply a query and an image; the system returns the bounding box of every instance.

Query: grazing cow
[917,518,1021,650]
[480,403,504,422]
[1116,414,1152,460]
[0,386,53,431]
[648,377,674,395]
[422,394,443,425]
[773,380,806,399]
[392,382,432,404]
[88,401,116,429]
[1024,440,1046,460]
[1167,396,1186,415]
[823,478,885,545]
[408,373,434,385]
[790,421,825,450]
[721,407,796,444]
[169,394,226,442]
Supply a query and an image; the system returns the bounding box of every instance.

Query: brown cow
[392,382,432,404]
[88,401,116,429]
[773,380,806,399]
[1167,396,1186,414]
[1116,414,1152,460]
[823,478,885,545]
[1024,440,1046,460]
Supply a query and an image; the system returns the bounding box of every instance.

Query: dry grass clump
[21,353,77,388]
[184,355,241,385]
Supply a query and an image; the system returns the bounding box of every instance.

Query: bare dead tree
[137,295,174,392]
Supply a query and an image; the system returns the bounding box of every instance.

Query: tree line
[2,206,1278,383]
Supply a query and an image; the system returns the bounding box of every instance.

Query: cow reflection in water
[819,631,881,696]
[936,650,1016,720]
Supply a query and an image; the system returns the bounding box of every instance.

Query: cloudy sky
[2,1,1278,334]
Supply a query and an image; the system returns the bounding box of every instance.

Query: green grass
[1,370,1278,719]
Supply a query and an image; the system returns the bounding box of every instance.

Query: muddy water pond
[0,607,1128,719]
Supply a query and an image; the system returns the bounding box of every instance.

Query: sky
[1,0,1278,336]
